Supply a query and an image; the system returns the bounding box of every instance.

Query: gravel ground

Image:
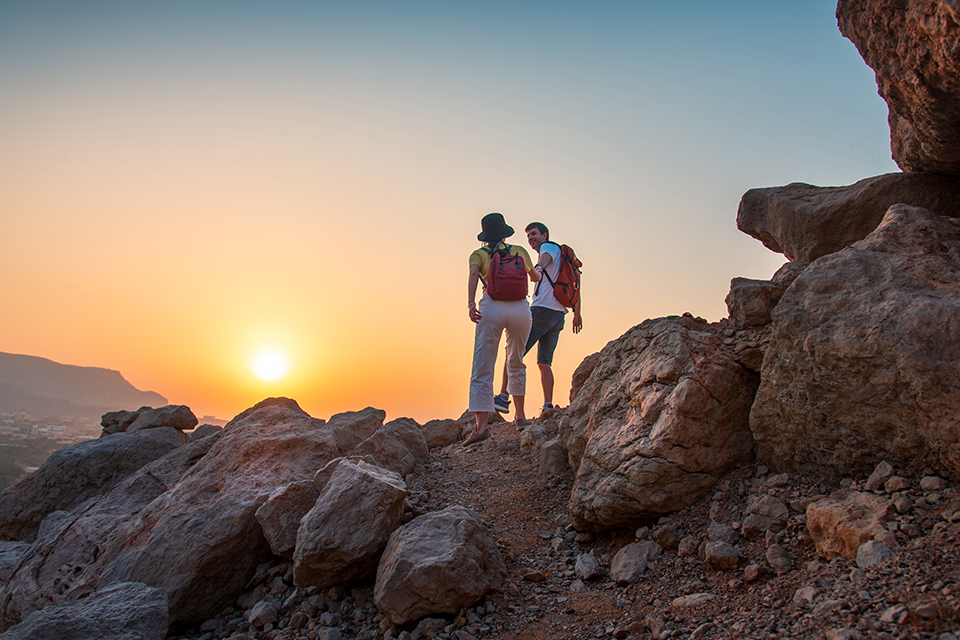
[173,409,960,640]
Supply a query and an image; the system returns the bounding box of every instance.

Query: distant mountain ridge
[0,352,166,420]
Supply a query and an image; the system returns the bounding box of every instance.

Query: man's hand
[572,311,582,334]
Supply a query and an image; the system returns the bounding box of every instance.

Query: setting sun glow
[250,348,290,383]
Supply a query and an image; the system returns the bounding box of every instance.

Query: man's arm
[572,295,582,334]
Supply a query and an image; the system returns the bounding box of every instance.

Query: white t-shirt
[531,242,567,313]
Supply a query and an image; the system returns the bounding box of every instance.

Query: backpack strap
[534,242,560,295]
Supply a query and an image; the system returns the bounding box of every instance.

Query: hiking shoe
[463,429,491,446]
[494,392,511,413]
[542,402,554,411]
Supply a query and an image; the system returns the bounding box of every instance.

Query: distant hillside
[0,352,166,420]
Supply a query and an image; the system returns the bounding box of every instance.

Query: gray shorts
[523,306,565,365]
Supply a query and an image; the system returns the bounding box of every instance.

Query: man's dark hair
[525,222,549,239]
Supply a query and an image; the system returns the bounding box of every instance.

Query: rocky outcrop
[374,505,505,625]
[750,205,960,482]
[0,397,342,630]
[569,352,600,403]
[838,0,960,173]
[126,404,198,432]
[562,316,760,530]
[737,173,960,263]
[293,460,407,589]
[0,427,185,542]
[0,582,167,640]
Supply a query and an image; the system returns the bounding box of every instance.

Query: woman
[465,212,541,445]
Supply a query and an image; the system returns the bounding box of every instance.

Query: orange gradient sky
[1,2,897,423]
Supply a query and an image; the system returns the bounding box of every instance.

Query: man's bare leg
[539,363,554,406]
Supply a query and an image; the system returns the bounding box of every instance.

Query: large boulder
[374,506,505,625]
[350,418,428,477]
[293,460,407,589]
[0,427,185,542]
[0,581,167,640]
[750,205,960,482]
[838,0,960,174]
[561,316,759,530]
[255,480,319,559]
[0,432,222,631]
[126,405,198,433]
[0,397,341,631]
[737,173,960,263]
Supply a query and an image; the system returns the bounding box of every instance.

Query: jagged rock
[126,405,198,432]
[864,460,897,491]
[326,407,386,453]
[189,424,222,442]
[100,408,147,435]
[349,418,428,477]
[766,543,792,576]
[920,475,948,492]
[750,205,960,482]
[856,540,897,569]
[672,593,714,608]
[312,455,379,494]
[0,397,340,632]
[0,542,30,583]
[725,277,785,328]
[0,581,167,640]
[420,419,461,449]
[677,535,699,558]
[575,553,603,580]
[738,173,960,262]
[610,543,649,585]
[838,0,960,173]
[293,460,407,589]
[741,495,789,538]
[806,490,894,561]
[704,541,740,570]
[374,505,505,625]
[569,352,600,403]
[519,424,553,456]
[538,438,568,479]
[0,427,185,542]
[707,522,739,546]
[255,481,320,559]
[562,316,759,530]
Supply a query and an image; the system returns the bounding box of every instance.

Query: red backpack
[481,244,528,301]
[537,241,582,309]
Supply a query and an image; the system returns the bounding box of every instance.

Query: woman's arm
[468,264,482,323]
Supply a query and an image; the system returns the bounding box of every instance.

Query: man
[495,222,582,417]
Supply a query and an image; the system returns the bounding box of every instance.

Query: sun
[249,347,290,382]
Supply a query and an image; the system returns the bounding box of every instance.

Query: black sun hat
[477,212,515,243]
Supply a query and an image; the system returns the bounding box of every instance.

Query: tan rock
[255,480,319,559]
[293,460,407,589]
[737,173,960,263]
[562,316,759,530]
[326,407,386,454]
[806,490,894,560]
[838,0,960,173]
[374,505,505,625]
[350,418,428,477]
[750,205,960,482]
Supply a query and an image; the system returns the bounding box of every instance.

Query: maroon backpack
[481,244,528,301]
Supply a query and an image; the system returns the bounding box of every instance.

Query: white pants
[469,294,532,413]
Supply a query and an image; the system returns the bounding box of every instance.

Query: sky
[0,1,898,424]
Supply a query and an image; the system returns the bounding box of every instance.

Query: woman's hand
[468,303,482,323]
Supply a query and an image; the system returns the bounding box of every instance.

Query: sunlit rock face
[561,316,759,530]
[750,205,960,483]
[838,0,960,174]
[737,172,960,263]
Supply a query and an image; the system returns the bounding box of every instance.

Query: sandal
[463,428,491,446]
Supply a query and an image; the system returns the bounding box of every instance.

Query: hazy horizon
[1,1,898,423]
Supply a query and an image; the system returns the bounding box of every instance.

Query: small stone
[671,593,714,607]
[920,476,947,492]
[884,476,911,493]
[892,493,914,514]
[826,629,862,640]
[744,564,764,583]
[880,605,909,624]
[523,570,546,582]
[677,535,699,558]
[856,540,896,569]
[793,586,817,604]
[865,461,896,491]
[704,541,740,570]
[766,544,792,576]
[575,553,603,580]
[654,524,680,550]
